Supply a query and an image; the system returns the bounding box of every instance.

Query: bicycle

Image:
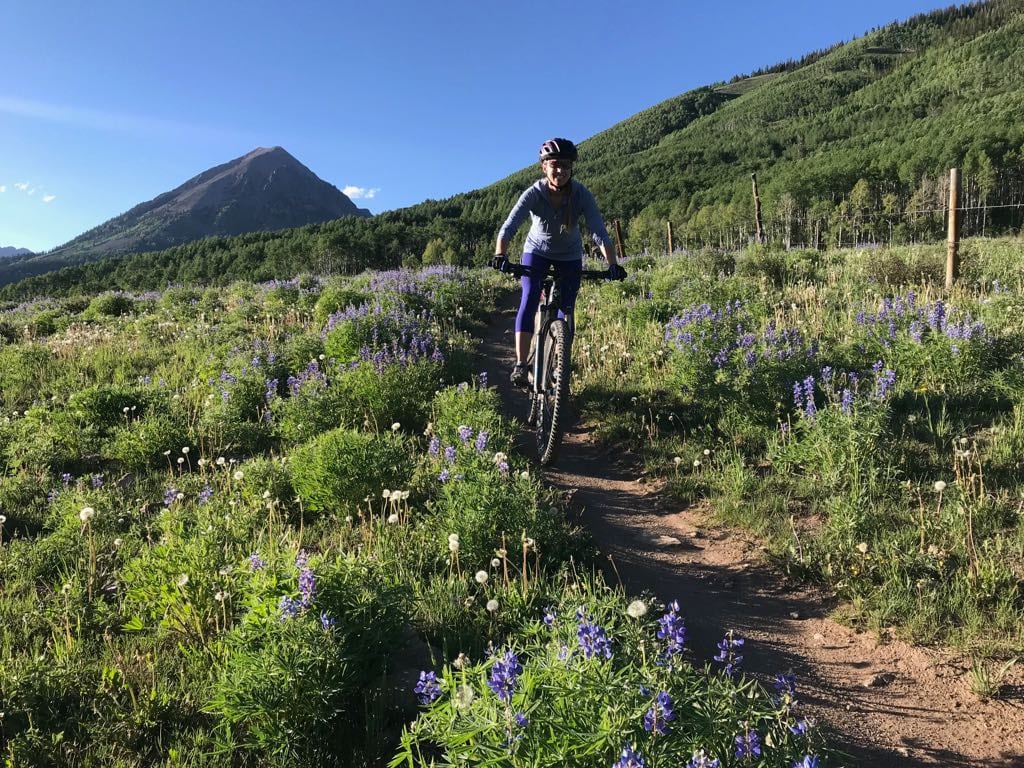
[496,261,624,465]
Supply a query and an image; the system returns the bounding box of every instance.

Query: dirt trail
[481,293,1024,767]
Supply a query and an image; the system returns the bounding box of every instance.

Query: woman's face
[543,159,572,188]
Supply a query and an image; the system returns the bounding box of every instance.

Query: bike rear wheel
[535,319,569,465]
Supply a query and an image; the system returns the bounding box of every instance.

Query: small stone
[789,611,800,620]
[896,747,910,758]
[862,672,895,688]
[812,633,825,643]
[648,534,683,547]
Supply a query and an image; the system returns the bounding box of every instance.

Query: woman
[492,137,624,386]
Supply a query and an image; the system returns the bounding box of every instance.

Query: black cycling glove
[490,254,509,272]
[608,263,627,281]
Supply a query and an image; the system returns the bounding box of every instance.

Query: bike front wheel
[535,319,569,465]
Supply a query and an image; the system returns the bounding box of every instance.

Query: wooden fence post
[666,221,674,255]
[614,219,626,260]
[751,173,765,246]
[946,167,960,290]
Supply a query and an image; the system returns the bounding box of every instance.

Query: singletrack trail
[480,290,1024,767]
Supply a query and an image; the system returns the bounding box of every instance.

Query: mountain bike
[499,262,623,465]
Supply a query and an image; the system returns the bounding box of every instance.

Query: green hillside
[3,0,1023,300]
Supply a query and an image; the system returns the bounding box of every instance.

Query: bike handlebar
[496,261,623,281]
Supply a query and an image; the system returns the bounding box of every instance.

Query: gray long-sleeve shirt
[497,179,612,261]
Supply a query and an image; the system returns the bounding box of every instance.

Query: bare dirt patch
[481,293,1024,767]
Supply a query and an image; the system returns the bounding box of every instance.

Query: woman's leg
[514,252,547,363]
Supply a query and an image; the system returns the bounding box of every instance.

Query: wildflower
[387,513,400,524]
[198,485,214,505]
[444,445,457,463]
[163,487,179,507]
[734,728,761,760]
[686,750,721,768]
[320,612,336,630]
[693,459,701,468]
[643,691,675,735]
[840,388,855,414]
[627,599,648,618]
[79,506,96,523]
[113,537,122,547]
[491,557,501,568]
[278,595,302,620]
[656,600,687,656]
[428,435,440,456]
[391,422,401,431]
[298,567,316,607]
[90,474,104,489]
[233,470,244,481]
[934,480,947,493]
[577,615,613,659]
[487,650,522,702]
[714,630,744,676]
[790,718,814,736]
[414,671,441,705]
[214,590,228,602]
[249,552,266,571]
[457,425,473,443]
[543,606,557,627]
[612,743,646,768]
[486,599,499,612]
[514,712,528,727]
[475,570,489,585]
[793,757,820,768]
[475,430,489,453]
[216,456,226,466]
[176,573,190,588]
[856,542,869,554]
[438,468,451,483]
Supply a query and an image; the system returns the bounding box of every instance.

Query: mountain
[3,0,1023,299]
[0,247,33,259]
[0,147,369,286]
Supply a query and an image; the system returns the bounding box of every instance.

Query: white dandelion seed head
[181,447,190,454]
[486,599,499,612]
[474,570,489,584]
[233,470,244,481]
[703,448,711,456]
[176,574,190,588]
[449,540,460,553]
[216,457,226,466]
[454,684,475,709]
[491,557,501,568]
[391,422,401,431]
[856,542,869,554]
[627,599,648,618]
[79,506,95,522]
[387,513,400,524]
[933,480,947,493]
[673,456,682,465]
[382,489,391,499]
[693,459,701,468]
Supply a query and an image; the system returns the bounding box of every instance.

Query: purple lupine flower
[686,751,721,768]
[643,691,675,735]
[444,445,457,463]
[90,474,104,489]
[479,371,489,388]
[295,549,309,569]
[734,729,761,760]
[514,712,528,727]
[428,435,440,456]
[198,485,214,505]
[487,650,522,702]
[61,473,73,486]
[457,425,473,444]
[249,552,266,571]
[793,756,820,768]
[163,487,179,507]
[414,670,442,705]
[47,488,60,503]
[577,615,613,659]
[320,611,336,630]
[928,300,946,331]
[298,567,316,607]
[543,606,557,627]
[264,378,278,404]
[475,430,489,453]
[714,630,744,676]
[438,468,451,483]
[875,368,896,400]
[612,743,646,768]
[278,595,302,620]
[790,718,812,736]
[656,600,687,657]
[774,672,798,706]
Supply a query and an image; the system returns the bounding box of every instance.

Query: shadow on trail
[478,292,1021,768]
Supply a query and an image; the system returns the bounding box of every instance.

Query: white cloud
[14,182,29,191]
[42,194,56,203]
[343,185,380,200]
[0,185,5,193]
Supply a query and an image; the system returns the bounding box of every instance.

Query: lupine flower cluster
[487,650,523,702]
[852,293,988,353]
[656,600,687,658]
[714,630,745,676]
[576,608,614,660]
[665,301,817,375]
[324,302,445,372]
[414,670,442,705]
[791,361,895,423]
[278,550,318,620]
[642,691,675,735]
[734,727,762,760]
[612,743,647,768]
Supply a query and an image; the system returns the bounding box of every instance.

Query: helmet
[539,137,578,163]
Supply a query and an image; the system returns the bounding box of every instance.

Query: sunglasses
[545,160,573,170]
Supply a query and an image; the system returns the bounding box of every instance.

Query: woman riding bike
[491,137,625,386]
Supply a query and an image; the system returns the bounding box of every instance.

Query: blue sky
[1,0,947,253]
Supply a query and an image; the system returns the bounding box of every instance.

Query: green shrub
[103,411,191,471]
[84,292,136,319]
[313,283,370,325]
[290,428,413,514]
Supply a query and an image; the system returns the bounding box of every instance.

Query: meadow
[0,264,824,767]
